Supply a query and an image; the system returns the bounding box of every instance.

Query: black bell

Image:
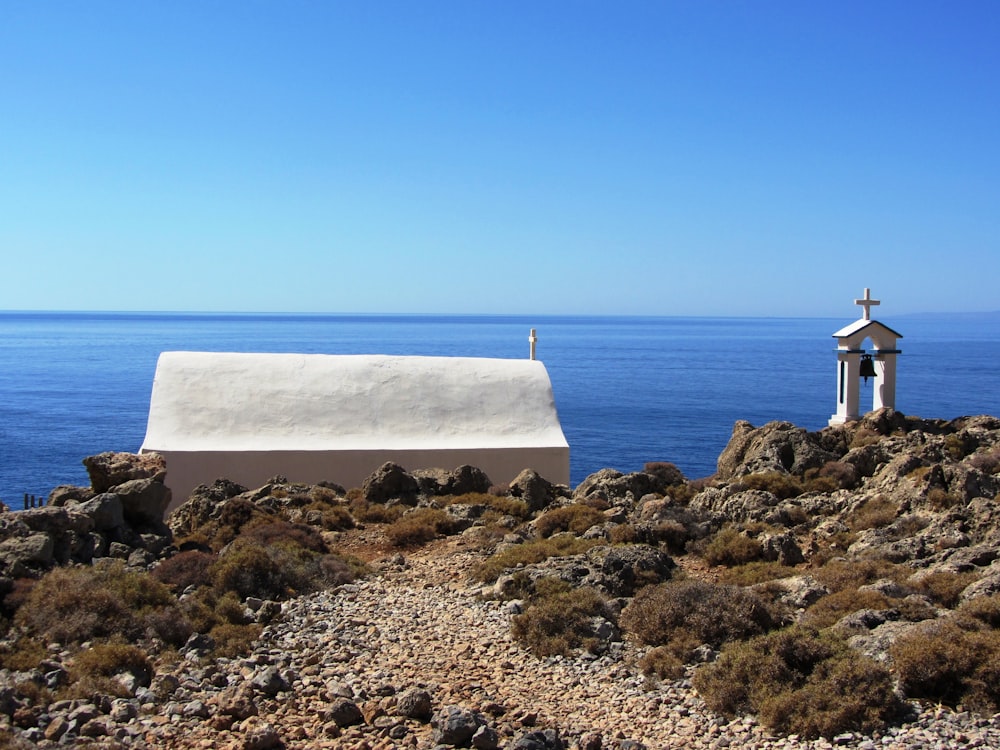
[859,354,877,383]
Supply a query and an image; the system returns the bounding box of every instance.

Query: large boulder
[83,452,167,494]
[115,478,171,532]
[412,465,492,497]
[573,469,666,507]
[362,463,420,505]
[716,420,838,481]
[509,469,561,513]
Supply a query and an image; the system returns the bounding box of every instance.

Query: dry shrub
[14,560,179,645]
[958,593,1000,627]
[915,570,980,609]
[472,536,601,583]
[208,623,263,659]
[0,637,47,672]
[510,578,610,657]
[891,619,1000,712]
[152,550,217,592]
[698,527,765,567]
[67,641,153,699]
[694,627,900,738]
[846,496,898,531]
[638,645,686,682]
[810,558,906,593]
[643,462,686,486]
[802,589,892,629]
[968,446,1000,475]
[927,487,961,510]
[385,508,457,548]
[535,505,606,538]
[817,460,859,489]
[718,561,799,587]
[449,492,530,520]
[243,520,328,553]
[850,427,882,449]
[621,580,780,650]
[349,497,405,524]
[735,472,804,500]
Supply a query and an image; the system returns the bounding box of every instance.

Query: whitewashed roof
[141,352,569,453]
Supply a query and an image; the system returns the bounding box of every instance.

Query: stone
[242,722,282,750]
[326,697,363,728]
[78,493,125,531]
[510,469,560,512]
[396,687,433,721]
[251,666,289,697]
[83,451,167,494]
[432,705,484,745]
[362,463,420,505]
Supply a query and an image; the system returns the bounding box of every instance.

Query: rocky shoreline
[1,409,1000,748]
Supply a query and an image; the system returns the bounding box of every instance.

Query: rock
[215,684,258,720]
[415,465,493,496]
[47,485,94,506]
[573,469,665,507]
[362,463,420,505]
[326,697,364,727]
[83,451,167,494]
[716,420,837,481]
[396,687,433,720]
[115,478,172,531]
[0,533,54,571]
[242,721,282,750]
[599,544,675,597]
[432,705,486,745]
[78,493,125,531]
[251,666,289,697]
[510,469,561,512]
[511,729,565,750]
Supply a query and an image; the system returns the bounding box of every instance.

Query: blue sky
[2,2,998,316]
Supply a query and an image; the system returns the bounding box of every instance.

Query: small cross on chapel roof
[855,288,880,321]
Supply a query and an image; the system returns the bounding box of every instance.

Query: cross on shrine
[855,288,880,321]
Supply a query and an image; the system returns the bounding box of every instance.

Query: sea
[1,311,998,506]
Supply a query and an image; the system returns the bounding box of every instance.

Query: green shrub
[698,527,765,567]
[472,536,601,583]
[891,619,1000,712]
[694,627,900,738]
[510,578,610,657]
[621,579,780,650]
[535,505,606,538]
[385,507,457,548]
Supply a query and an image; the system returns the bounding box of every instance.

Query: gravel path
[124,538,1000,750]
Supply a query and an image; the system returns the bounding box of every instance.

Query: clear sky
[2,1,998,316]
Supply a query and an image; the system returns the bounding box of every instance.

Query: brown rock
[83,451,167,493]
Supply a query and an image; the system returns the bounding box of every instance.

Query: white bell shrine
[829,288,903,426]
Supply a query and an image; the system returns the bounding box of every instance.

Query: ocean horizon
[2,310,998,505]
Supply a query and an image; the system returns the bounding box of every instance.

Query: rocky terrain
[0,409,999,749]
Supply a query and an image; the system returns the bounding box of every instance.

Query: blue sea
[1,312,999,505]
